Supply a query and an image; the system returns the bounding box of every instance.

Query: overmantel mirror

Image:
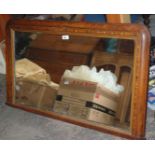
[6,19,150,139]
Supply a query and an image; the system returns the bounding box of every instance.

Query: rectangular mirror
[6,20,150,139]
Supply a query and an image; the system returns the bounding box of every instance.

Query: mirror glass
[14,31,134,133]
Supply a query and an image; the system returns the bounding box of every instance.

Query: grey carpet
[0,74,154,140]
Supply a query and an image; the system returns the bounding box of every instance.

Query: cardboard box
[15,58,59,111]
[16,80,58,111]
[58,77,118,111]
[54,95,115,125]
[53,77,119,125]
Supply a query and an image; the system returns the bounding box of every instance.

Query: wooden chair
[91,48,133,123]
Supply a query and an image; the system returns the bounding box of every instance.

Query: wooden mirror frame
[5,19,150,139]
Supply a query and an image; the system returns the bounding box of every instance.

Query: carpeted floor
[0,74,155,140]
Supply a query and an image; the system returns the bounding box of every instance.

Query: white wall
[0,41,6,74]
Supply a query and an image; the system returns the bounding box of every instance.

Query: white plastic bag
[63,65,124,94]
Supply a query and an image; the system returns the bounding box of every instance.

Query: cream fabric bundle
[16,58,59,89]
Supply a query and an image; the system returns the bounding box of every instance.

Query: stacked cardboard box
[16,80,58,111]
[15,58,59,111]
[53,77,119,125]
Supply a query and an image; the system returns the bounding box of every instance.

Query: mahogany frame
[5,19,150,139]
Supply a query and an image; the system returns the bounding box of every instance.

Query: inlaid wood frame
[5,19,150,139]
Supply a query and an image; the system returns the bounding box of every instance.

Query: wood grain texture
[5,19,150,139]
[0,14,11,42]
[106,14,131,23]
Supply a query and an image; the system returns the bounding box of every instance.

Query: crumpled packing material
[16,58,49,81]
[63,65,124,94]
[16,58,59,89]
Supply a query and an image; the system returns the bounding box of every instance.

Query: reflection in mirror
[14,31,134,133]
